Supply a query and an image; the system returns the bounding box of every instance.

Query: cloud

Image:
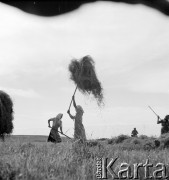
[126,63,169,94]
[0,87,41,98]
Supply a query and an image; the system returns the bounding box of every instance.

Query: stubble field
[1,134,169,180]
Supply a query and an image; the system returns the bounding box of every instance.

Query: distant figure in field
[67,95,86,142]
[131,128,138,137]
[47,113,63,143]
[157,115,169,135]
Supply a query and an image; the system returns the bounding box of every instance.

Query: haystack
[0,90,14,140]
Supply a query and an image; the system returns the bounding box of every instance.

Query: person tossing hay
[67,55,104,142]
[67,95,86,142]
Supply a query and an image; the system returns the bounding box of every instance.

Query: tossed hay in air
[0,90,14,140]
[68,55,103,106]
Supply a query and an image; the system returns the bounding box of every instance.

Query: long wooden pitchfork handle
[148,106,162,120]
[68,86,78,111]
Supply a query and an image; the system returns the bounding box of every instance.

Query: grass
[1,134,169,179]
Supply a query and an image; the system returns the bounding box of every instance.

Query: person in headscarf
[47,113,63,143]
[157,115,169,135]
[67,95,86,142]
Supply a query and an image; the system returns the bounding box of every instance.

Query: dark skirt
[47,128,61,143]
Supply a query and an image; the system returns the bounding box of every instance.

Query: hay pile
[68,55,103,106]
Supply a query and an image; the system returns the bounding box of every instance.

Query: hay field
[1,134,169,180]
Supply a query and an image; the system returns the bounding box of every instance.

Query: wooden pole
[68,86,78,111]
[148,106,161,120]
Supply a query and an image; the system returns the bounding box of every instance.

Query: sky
[0,1,169,139]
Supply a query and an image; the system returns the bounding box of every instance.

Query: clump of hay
[154,139,160,147]
[68,55,104,106]
[86,140,99,147]
[143,140,156,150]
[0,90,14,140]
[107,138,115,145]
[115,134,130,144]
[139,135,148,140]
[108,134,130,144]
[131,138,142,145]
